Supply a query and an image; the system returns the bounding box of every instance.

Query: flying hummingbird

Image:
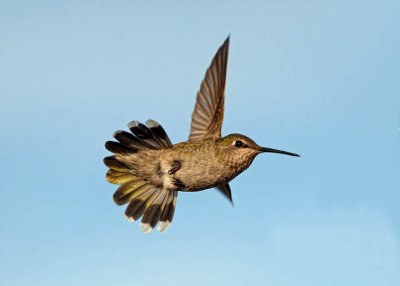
[104,36,300,233]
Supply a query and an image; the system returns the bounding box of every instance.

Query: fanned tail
[104,120,178,233]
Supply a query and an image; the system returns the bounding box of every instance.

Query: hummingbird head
[218,133,300,171]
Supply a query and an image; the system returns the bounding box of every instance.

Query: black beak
[258,147,300,157]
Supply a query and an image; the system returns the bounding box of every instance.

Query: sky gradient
[1,1,400,285]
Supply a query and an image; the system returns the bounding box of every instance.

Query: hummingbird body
[116,135,258,193]
[104,36,300,233]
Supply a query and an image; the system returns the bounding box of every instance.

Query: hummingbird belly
[167,151,234,192]
[140,141,238,192]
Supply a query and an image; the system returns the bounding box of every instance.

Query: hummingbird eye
[235,140,243,147]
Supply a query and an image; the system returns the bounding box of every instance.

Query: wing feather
[189,36,230,141]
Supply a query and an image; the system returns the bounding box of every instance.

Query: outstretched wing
[188,36,230,141]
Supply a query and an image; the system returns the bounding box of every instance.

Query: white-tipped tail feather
[124,213,136,222]
[157,221,172,233]
[140,222,153,233]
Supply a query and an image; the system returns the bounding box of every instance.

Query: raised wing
[188,36,230,141]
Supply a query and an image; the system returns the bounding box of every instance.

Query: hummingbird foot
[167,160,181,175]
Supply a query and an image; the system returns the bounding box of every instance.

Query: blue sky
[1,0,400,285]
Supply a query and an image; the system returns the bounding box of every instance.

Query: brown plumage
[104,36,300,233]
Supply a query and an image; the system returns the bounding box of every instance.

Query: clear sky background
[1,1,400,285]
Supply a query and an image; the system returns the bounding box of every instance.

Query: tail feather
[157,191,178,233]
[106,169,137,185]
[105,141,136,154]
[169,191,178,221]
[124,186,158,222]
[140,189,169,233]
[113,130,149,151]
[113,180,148,206]
[104,156,130,172]
[128,121,164,149]
[146,119,172,148]
[104,120,178,233]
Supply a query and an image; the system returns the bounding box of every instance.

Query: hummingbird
[104,36,300,233]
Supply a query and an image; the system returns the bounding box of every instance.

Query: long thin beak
[258,147,300,157]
